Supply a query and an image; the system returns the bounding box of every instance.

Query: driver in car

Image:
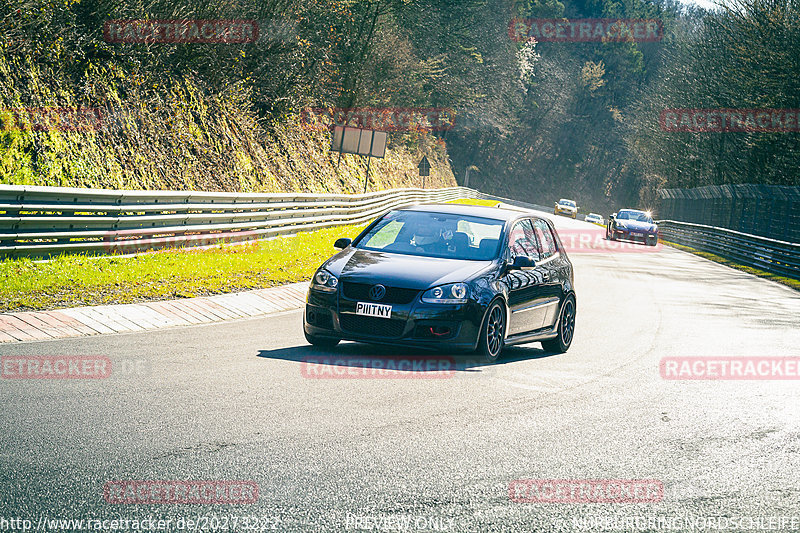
[410,220,452,255]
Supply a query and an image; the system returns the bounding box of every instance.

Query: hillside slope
[0,58,455,193]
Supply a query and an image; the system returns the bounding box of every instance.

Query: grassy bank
[0,56,456,193]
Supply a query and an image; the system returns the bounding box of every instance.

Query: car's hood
[324,249,493,290]
[616,220,657,232]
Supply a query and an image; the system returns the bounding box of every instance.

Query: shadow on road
[257,341,561,374]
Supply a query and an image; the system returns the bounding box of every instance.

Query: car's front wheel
[606,226,615,240]
[477,301,505,363]
[542,295,576,354]
[304,330,340,348]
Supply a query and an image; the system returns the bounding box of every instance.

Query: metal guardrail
[0,185,479,257]
[658,220,800,280]
[3,183,796,281]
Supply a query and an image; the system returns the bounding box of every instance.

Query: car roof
[619,208,647,214]
[398,203,528,222]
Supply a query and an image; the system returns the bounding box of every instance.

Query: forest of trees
[0,0,798,210]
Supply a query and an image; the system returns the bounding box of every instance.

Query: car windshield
[617,210,653,223]
[559,200,576,207]
[356,210,504,260]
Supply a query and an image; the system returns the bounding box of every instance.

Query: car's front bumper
[304,287,483,352]
[612,228,658,244]
[555,208,576,217]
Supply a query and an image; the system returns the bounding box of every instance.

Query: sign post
[418,156,430,188]
[331,126,387,192]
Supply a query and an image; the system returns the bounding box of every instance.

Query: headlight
[420,283,469,304]
[313,269,338,291]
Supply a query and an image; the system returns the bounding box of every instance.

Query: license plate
[631,232,643,237]
[355,302,392,319]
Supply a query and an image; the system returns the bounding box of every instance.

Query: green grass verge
[0,196,490,312]
[446,198,502,207]
[663,241,800,291]
[0,223,368,312]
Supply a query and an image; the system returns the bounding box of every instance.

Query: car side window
[533,219,557,259]
[507,219,541,261]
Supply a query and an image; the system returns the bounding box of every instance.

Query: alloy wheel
[486,305,505,357]
[560,299,575,346]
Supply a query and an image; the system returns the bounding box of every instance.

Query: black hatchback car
[303,204,576,361]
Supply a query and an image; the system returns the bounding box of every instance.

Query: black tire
[476,301,506,363]
[304,330,340,348]
[606,226,615,241]
[542,295,576,354]
[647,238,658,246]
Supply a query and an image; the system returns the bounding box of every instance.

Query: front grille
[341,282,419,304]
[339,314,406,338]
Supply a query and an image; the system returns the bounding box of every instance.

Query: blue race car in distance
[606,209,658,246]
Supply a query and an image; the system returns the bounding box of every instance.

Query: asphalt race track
[2,209,799,532]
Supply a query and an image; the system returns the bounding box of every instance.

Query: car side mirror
[334,238,351,249]
[509,256,536,270]
[609,213,616,220]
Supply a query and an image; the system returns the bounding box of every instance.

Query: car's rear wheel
[542,295,576,354]
[304,330,340,348]
[477,301,505,363]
